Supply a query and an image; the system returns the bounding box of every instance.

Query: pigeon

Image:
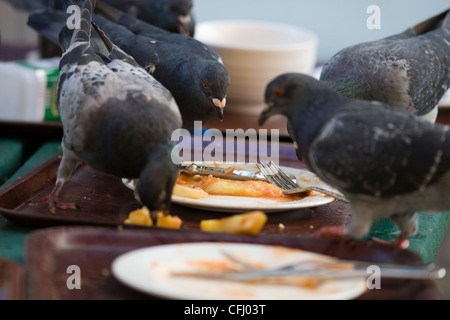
[259,73,450,248]
[29,0,182,216]
[320,9,450,123]
[1,0,195,35]
[28,4,230,131]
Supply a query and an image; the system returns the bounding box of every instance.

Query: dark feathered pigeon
[320,9,450,123]
[29,0,182,216]
[259,73,450,248]
[2,0,195,35]
[28,4,230,131]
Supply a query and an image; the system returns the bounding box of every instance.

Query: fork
[219,249,446,281]
[256,162,349,203]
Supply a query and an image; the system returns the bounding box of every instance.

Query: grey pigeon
[2,0,195,35]
[29,0,182,215]
[28,4,230,131]
[259,73,450,248]
[320,9,450,123]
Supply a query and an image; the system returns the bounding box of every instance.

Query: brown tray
[0,258,24,300]
[24,226,440,300]
[0,150,351,238]
[0,155,141,227]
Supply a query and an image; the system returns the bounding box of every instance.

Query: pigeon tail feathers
[411,9,450,35]
[71,0,95,45]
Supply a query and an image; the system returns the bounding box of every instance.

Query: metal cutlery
[173,249,446,282]
[257,161,349,203]
[180,163,267,181]
[219,249,446,281]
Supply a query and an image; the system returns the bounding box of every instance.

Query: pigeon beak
[218,108,224,121]
[213,98,226,121]
[258,103,272,126]
[177,15,192,36]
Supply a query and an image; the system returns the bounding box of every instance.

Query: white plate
[111,242,367,300]
[123,162,337,213]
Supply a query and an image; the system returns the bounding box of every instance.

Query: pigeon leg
[28,147,82,214]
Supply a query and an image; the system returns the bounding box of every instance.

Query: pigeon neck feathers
[288,82,349,166]
[263,74,347,165]
[277,74,347,125]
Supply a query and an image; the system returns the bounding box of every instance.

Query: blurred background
[1,0,450,61]
[0,0,450,298]
[193,0,450,61]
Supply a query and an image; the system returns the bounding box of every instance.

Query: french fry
[175,172,286,199]
[124,206,154,226]
[156,212,183,229]
[172,184,208,199]
[200,211,268,235]
[197,176,283,197]
[124,207,183,229]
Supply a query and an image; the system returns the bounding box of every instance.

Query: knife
[179,163,267,181]
[172,263,446,282]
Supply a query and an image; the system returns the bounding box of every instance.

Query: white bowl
[195,20,319,115]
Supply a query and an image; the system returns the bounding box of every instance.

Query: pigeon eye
[274,88,284,97]
[202,81,209,89]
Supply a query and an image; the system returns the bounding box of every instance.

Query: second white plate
[111,242,367,300]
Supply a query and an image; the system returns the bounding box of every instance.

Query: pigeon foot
[27,193,79,214]
[371,237,410,249]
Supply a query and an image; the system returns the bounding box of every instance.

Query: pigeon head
[167,0,195,36]
[194,60,230,124]
[259,73,323,126]
[258,73,347,163]
[136,141,179,213]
